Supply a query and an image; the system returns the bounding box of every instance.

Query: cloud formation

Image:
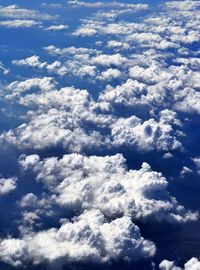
[0,177,17,196]
[160,258,200,270]
[0,211,155,268]
[0,0,200,269]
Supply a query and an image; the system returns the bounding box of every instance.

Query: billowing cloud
[0,210,155,268]
[0,150,197,268]
[0,0,200,269]
[18,153,197,223]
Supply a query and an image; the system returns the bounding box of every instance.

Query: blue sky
[0,1,200,270]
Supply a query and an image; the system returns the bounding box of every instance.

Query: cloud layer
[0,0,200,269]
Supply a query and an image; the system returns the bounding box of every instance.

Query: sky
[0,0,200,269]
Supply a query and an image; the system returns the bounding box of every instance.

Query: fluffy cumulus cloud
[69,0,148,10]
[110,113,183,152]
[159,258,200,270]
[18,153,197,223]
[0,0,200,269]
[0,152,197,268]
[0,211,155,268]
[0,75,187,154]
[0,177,17,196]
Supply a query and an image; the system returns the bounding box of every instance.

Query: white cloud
[165,1,200,11]
[0,0,200,268]
[73,27,97,37]
[0,62,9,75]
[107,40,130,50]
[1,109,103,152]
[45,24,69,31]
[159,259,181,270]
[0,177,17,195]
[110,114,183,152]
[13,56,68,77]
[99,68,121,81]
[19,153,197,223]
[0,20,41,28]
[13,55,47,69]
[91,53,126,66]
[160,258,200,270]
[69,0,148,11]
[0,5,54,20]
[0,210,155,267]
[6,77,56,99]
[193,157,200,175]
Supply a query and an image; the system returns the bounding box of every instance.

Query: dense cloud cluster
[18,153,197,222]
[0,211,155,268]
[0,152,197,268]
[0,0,200,269]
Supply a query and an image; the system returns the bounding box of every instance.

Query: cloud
[110,113,183,152]
[0,1,200,268]
[192,157,200,175]
[73,27,97,37]
[69,0,148,11]
[0,20,41,29]
[0,5,54,20]
[13,56,68,77]
[0,75,189,155]
[0,109,103,152]
[0,150,197,268]
[0,177,17,196]
[0,210,155,268]
[13,47,127,81]
[159,259,182,270]
[165,1,200,11]
[5,77,56,100]
[0,62,9,75]
[91,53,127,67]
[45,24,69,31]
[159,258,200,270]
[19,153,197,223]
[98,68,122,81]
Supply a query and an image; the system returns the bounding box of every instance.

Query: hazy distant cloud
[0,5,54,20]
[0,62,9,75]
[69,0,148,11]
[41,3,62,8]
[0,20,41,28]
[193,157,200,176]
[45,24,69,31]
[165,1,200,11]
